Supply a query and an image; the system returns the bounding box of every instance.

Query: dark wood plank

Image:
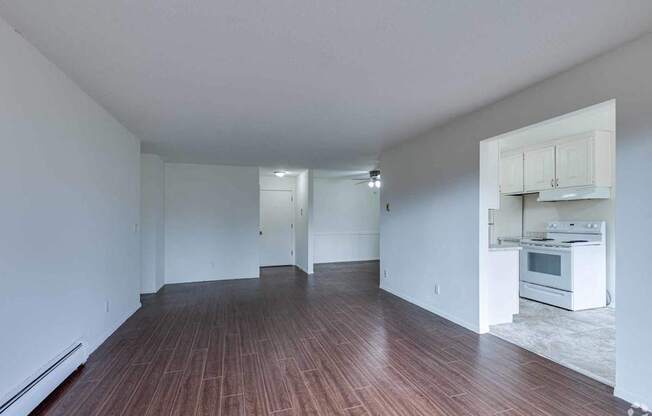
[171,349,207,416]
[254,340,292,412]
[121,348,175,415]
[197,377,222,416]
[221,394,245,416]
[144,372,183,416]
[344,406,369,416]
[302,337,360,410]
[32,378,94,416]
[96,364,147,416]
[167,322,200,372]
[279,358,320,416]
[354,386,401,416]
[70,346,136,416]
[204,327,226,379]
[242,353,268,415]
[301,369,344,416]
[29,262,625,416]
[223,355,244,397]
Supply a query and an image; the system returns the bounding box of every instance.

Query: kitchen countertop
[489,243,522,252]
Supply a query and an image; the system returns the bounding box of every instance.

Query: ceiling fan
[352,169,381,188]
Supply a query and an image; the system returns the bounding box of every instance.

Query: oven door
[520,246,572,291]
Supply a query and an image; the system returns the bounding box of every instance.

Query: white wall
[313,177,380,263]
[164,163,260,283]
[295,170,314,274]
[501,102,616,151]
[0,16,141,401]
[381,130,480,331]
[380,33,652,406]
[140,154,166,294]
[260,174,297,193]
[491,195,523,242]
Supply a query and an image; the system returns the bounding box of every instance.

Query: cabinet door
[500,153,523,194]
[556,137,593,188]
[524,146,555,192]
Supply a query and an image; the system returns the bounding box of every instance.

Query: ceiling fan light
[368,180,375,188]
[374,180,381,188]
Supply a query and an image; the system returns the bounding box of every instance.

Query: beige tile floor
[490,298,615,385]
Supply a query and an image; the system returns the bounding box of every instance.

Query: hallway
[32,262,628,416]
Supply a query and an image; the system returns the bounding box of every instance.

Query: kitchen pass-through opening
[478,99,616,386]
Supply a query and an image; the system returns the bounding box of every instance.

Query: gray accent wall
[380,33,652,405]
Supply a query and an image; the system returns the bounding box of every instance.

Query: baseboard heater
[0,341,87,416]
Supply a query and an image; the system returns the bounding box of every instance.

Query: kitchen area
[482,100,616,385]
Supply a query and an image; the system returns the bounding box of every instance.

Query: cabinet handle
[555,178,559,187]
[550,179,554,188]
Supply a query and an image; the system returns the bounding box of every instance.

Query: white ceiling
[1,1,651,170]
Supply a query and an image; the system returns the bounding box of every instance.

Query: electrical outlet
[105,300,110,313]
[434,284,440,295]
[383,269,389,280]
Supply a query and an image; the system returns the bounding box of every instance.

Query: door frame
[259,189,295,267]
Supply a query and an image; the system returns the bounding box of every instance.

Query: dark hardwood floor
[31,261,630,416]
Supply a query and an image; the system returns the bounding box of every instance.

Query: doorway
[479,99,617,386]
[260,190,294,266]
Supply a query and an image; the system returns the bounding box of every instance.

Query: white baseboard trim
[380,285,481,333]
[295,263,313,275]
[314,259,380,265]
[614,386,650,409]
[165,275,260,285]
[86,302,141,355]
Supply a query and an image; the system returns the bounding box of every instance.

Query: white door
[260,190,294,267]
[524,146,556,192]
[500,152,524,194]
[556,137,593,188]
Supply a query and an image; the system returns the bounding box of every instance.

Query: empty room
[1,2,651,416]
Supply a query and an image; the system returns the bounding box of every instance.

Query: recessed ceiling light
[274,170,288,177]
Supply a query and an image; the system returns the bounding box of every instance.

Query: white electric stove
[519,221,606,311]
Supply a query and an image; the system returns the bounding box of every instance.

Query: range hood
[537,186,611,202]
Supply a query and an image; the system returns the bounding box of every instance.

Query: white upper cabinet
[500,152,524,194]
[555,131,613,189]
[556,136,592,188]
[500,130,613,195]
[524,145,556,192]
